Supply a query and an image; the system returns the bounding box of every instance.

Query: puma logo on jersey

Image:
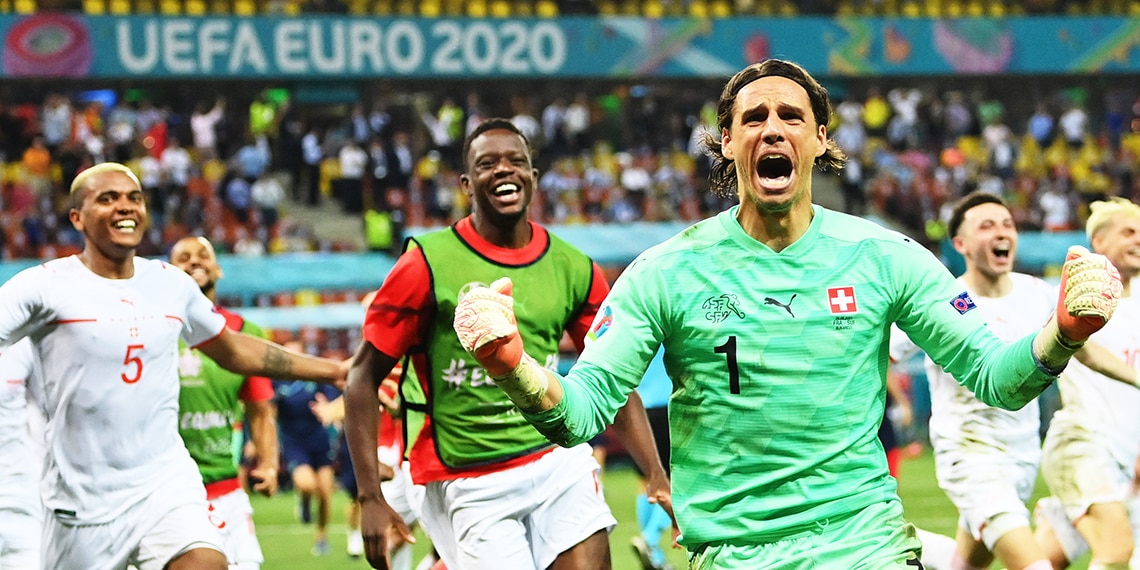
[764,294,796,318]
[703,294,745,323]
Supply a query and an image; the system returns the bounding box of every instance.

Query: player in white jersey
[1035,197,1140,570]
[0,162,347,570]
[891,192,1135,570]
[0,338,43,569]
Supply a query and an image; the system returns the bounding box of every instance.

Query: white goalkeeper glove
[453,277,549,410]
[1034,245,1123,371]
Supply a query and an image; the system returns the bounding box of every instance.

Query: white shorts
[1040,417,1131,523]
[421,444,616,570]
[0,507,42,569]
[209,487,263,569]
[381,461,424,526]
[43,467,224,570]
[934,447,1038,549]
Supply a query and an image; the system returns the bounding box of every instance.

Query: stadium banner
[1,14,1138,78]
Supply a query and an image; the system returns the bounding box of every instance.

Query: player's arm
[197,328,347,386]
[1074,341,1138,388]
[245,397,279,496]
[901,245,1121,410]
[610,390,673,519]
[345,341,413,569]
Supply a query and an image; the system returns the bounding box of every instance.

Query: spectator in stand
[161,136,193,199]
[40,94,72,154]
[337,138,368,214]
[300,124,324,206]
[250,173,285,229]
[1027,103,1055,148]
[21,135,52,199]
[191,98,226,162]
[1059,98,1089,149]
[233,135,271,183]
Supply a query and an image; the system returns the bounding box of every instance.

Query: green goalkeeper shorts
[688,500,923,569]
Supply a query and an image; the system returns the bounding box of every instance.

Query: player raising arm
[453,60,1122,569]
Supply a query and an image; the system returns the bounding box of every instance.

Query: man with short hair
[892,191,1134,570]
[1036,197,1140,570]
[453,60,1123,568]
[344,118,669,570]
[0,162,346,570]
[170,235,278,570]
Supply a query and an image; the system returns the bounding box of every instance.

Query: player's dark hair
[947,191,1008,238]
[462,118,531,171]
[701,58,846,198]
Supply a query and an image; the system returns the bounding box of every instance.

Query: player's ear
[721,127,734,160]
[69,208,83,232]
[951,234,966,256]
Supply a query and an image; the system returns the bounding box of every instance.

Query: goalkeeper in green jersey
[452,59,1123,569]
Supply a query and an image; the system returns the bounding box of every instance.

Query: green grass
[251,449,1089,569]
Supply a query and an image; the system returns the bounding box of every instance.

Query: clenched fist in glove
[1034,245,1124,372]
[453,277,553,411]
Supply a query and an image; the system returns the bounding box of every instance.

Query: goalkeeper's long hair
[700,59,846,199]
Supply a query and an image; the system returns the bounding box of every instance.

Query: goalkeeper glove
[453,278,550,411]
[1034,245,1123,371]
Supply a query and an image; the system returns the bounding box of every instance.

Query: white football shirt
[1053,293,1140,469]
[0,256,225,524]
[891,273,1054,464]
[0,338,43,518]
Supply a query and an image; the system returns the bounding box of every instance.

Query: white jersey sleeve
[0,338,44,519]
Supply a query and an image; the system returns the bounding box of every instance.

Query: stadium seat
[12,0,33,12]
[347,0,367,14]
[159,0,182,15]
[185,0,207,14]
[512,0,532,16]
[465,0,487,16]
[535,0,558,16]
[775,0,797,15]
[234,0,257,15]
[394,0,415,14]
[964,0,984,16]
[108,0,130,14]
[418,0,440,15]
[134,0,156,11]
[489,0,511,16]
[82,0,106,13]
[618,0,638,15]
[370,0,391,14]
[643,0,664,17]
[209,0,230,13]
[596,0,617,14]
[442,0,463,14]
[709,0,731,16]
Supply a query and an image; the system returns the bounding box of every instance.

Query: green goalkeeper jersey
[527,205,1056,548]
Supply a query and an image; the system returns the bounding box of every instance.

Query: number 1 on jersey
[715,336,740,394]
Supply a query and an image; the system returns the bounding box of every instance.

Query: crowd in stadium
[24,0,1140,17]
[0,78,1137,260]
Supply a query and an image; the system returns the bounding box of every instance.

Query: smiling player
[0,162,346,570]
[344,118,670,570]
